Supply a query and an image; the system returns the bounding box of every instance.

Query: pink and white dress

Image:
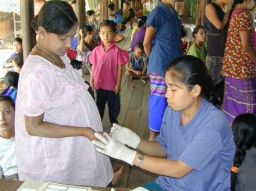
[15,54,113,186]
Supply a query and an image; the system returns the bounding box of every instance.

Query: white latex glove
[110,123,140,149]
[92,132,137,165]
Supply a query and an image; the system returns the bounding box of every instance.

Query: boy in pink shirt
[89,20,129,124]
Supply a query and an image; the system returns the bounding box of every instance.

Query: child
[4,37,23,71]
[1,71,19,102]
[231,113,256,191]
[126,42,148,83]
[87,10,100,43]
[187,25,207,62]
[12,53,24,73]
[130,16,147,52]
[118,1,135,30]
[107,2,125,43]
[108,2,122,26]
[89,20,129,124]
[77,25,97,75]
[0,96,18,180]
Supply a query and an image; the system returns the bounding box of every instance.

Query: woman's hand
[83,127,96,141]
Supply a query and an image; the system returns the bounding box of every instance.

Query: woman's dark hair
[31,0,77,35]
[0,96,15,109]
[192,25,205,38]
[166,55,213,98]
[135,42,144,52]
[99,20,116,33]
[3,71,19,89]
[231,113,256,191]
[137,16,147,28]
[83,24,94,35]
[87,10,95,16]
[14,37,22,45]
[108,2,115,11]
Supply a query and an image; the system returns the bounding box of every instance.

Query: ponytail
[231,113,256,191]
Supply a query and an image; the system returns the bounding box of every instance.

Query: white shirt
[0,137,17,177]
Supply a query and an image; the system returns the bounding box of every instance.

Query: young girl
[187,25,208,62]
[222,0,256,124]
[15,1,113,187]
[93,55,235,191]
[0,96,17,180]
[89,20,129,124]
[231,113,256,191]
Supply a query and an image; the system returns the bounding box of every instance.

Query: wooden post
[77,0,85,30]
[196,0,201,25]
[100,0,108,21]
[114,0,119,11]
[20,0,36,59]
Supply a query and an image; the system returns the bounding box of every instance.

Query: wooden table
[0,179,129,191]
[0,179,23,191]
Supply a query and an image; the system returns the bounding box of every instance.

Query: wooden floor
[101,27,157,189]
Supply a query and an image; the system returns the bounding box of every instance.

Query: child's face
[134,47,143,58]
[99,26,115,44]
[14,41,22,54]
[88,14,96,23]
[108,9,115,17]
[195,28,207,43]
[0,101,15,138]
[85,31,95,42]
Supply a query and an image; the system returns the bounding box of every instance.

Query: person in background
[231,113,256,191]
[75,25,97,77]
[0,96,17,180]
[107,2,125,43]
[12,53,23,73]
[222,0,256,124]
[87,10,100,42]
[93,55,235,191]
[130,16,147,52]
[187,25,208,62]
[126,42,148,82]
[143,0,182,141]
[204,0,231,96]
[89,20,129,125]
[118,1,135,30]
[15,1,113,187]
[108,2,122,26]
[4,37,23,71]
[1,71,19,102]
